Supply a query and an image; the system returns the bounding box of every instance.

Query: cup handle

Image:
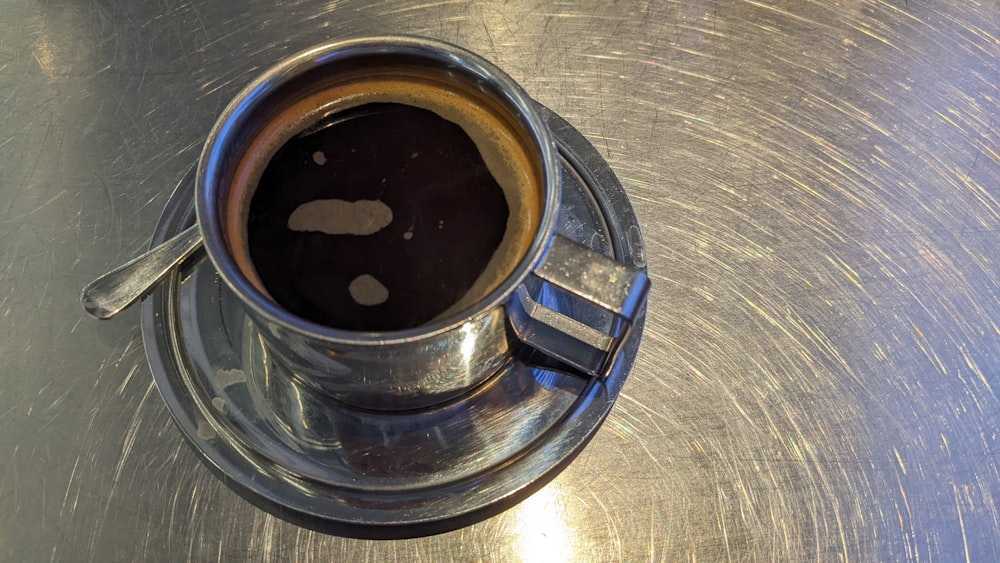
[509,235,650,377]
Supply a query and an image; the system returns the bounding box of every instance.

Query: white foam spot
[410,152,419,159]
[438,219,445,229]
[312,151,327,165]
[288,199,393,235]
[216,368,247,388]
[403,230,414,240]
[348,274,389,306]
[196,419,216,440]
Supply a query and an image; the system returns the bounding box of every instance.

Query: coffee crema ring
[246,102,514,331]
[225,74,546,332]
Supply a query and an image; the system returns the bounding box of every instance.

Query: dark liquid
[247,103,509,331]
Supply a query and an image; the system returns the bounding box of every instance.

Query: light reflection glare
[514,485,576,563]
[32,35,56,75]
[460,322,476,365]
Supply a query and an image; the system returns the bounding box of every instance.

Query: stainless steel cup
[196,36,650,410]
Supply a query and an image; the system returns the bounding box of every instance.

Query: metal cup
[196,36,650,410]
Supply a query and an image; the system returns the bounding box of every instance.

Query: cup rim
[195,35,562,346]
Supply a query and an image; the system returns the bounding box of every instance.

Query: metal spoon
[81,224,203,319]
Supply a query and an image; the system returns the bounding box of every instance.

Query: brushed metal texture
[2,0,997,560]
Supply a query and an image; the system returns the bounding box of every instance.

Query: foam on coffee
[227,72,544,327]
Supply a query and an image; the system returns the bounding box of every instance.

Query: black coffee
[246,103,509,331]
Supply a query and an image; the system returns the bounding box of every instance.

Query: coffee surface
[247,103,510,331]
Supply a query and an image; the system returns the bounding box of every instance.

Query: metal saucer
[141,105,648,537]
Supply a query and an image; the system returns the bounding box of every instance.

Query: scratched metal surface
[2,0,998,560]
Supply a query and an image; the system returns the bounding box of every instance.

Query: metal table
[3,1,997,560]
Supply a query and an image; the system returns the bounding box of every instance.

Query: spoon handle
[81,224,204,319]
